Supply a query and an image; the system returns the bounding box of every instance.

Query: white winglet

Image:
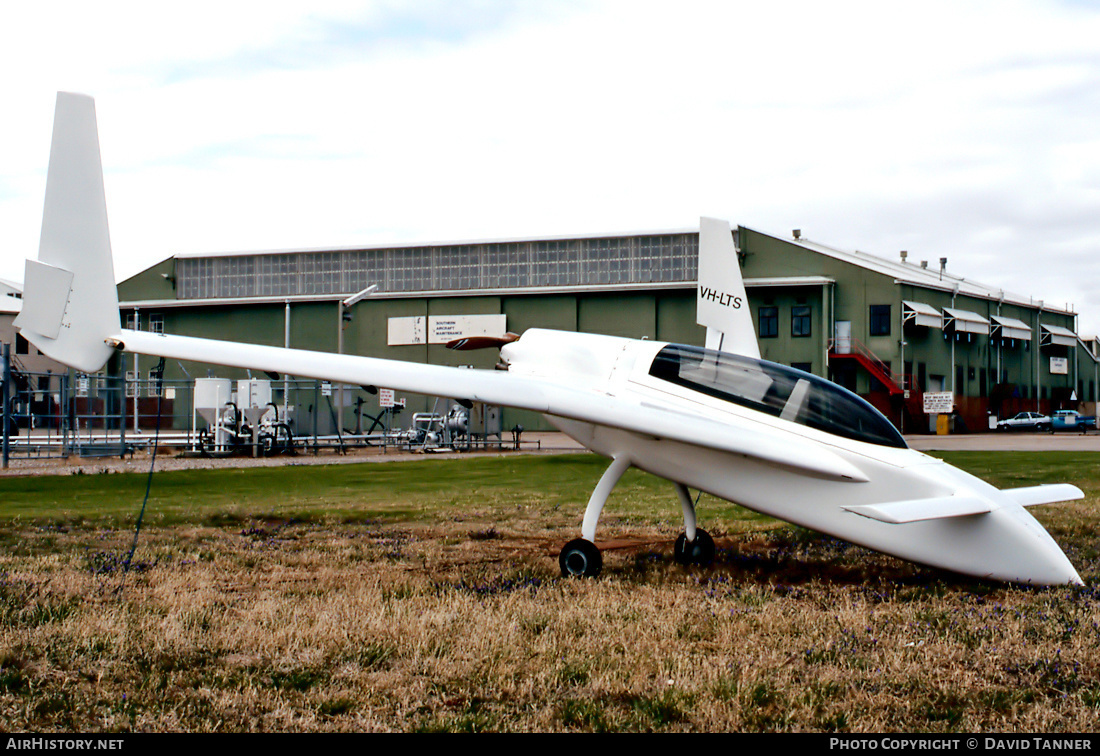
[844,495,993,524]
[14,93,121,373]
[696,217,759,358]
[845,483,1085,525]
[1002,484,1084,508]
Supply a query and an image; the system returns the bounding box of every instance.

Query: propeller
[446,332,519,351]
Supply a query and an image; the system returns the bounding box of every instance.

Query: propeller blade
[446,332,519,351]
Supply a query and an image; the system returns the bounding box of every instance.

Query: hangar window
[582,238,633,285]
[534,240,580,287]
[635,237,662,283]
[258,254,299,296]
[438,245,480,290]
[388,248,432,292]
[300,252,340,295]
[792,305,812,337]
[869,305,892,336]
[758,307,778,338]
[216,256,256,298]
[343,250,384,294]
[649,344,907,448]
[175,232,701,300]
[177,258,215,299]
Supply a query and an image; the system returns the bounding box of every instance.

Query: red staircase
[829,338,927,428]
[828,338,906,395]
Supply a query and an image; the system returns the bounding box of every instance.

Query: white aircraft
[14,93,1088,586]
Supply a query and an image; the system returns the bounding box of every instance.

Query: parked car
[1048,410,1096,433]
[996,412,1051,432]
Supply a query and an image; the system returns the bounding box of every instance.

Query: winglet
[14,92,121,373]
[844,495,993,524]
[696,217,759,358]
[1002,484,1084,508]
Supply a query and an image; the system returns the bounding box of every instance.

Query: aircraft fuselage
[504,329,1083,585]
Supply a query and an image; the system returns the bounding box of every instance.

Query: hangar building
[114,225,1096,434]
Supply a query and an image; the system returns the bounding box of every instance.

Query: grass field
[0,450,1098,732]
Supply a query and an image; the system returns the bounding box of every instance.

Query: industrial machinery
[193,378,294,456]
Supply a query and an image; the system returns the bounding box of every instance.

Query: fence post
[2,343,9,469]
[312,380,320,454]
[60,372,70,458]
[118,371,126,458]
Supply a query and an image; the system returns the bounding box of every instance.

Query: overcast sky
[3,1,1100,333]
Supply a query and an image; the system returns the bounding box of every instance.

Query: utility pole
[336,285,377,439]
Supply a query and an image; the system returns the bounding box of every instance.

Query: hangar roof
[120,225,1076,320]
[0,279,21,314]
[767,230,1074,317]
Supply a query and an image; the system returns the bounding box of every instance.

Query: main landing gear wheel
[674,529,715,567]
[559,538,602,578]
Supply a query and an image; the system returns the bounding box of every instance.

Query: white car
[997,412,1050,432]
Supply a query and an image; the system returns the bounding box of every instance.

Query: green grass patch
[928,450,1100,494]
[0,450,1096,732]
[0,453,775,530]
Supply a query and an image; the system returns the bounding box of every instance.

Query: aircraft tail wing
[844,495,993,524]
[1001,484,1084,507]
[844,483,1085,524]
[696,217,759,359]
[14,92,121,373]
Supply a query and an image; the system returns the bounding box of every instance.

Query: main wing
[15,93,869,487]
[118,329,868,484]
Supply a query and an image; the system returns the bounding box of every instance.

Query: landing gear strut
[557,457,717,577]
[673,482,715,567]
[558,455,630,578]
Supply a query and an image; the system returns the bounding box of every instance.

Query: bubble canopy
[649,344,908,449]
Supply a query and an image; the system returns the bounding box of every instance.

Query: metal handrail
[828,337,914,395]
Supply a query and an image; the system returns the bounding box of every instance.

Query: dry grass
[0,453,1098,732]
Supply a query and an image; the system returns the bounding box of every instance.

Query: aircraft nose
[990,506,1084,587]
[1040,545,1085,587]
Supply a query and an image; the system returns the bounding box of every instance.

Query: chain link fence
[1,346,516,467]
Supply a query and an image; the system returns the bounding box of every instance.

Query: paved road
[906,432,1100,452]
[3,430,1095,479]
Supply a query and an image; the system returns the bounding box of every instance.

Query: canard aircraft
[14,93,1088,585]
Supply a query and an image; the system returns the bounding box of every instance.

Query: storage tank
[194,378,232,451]
[237,379,272,426]
[194,378,232,427]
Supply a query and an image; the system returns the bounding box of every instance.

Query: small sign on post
[378,388,405,409]
[923,391,954,415]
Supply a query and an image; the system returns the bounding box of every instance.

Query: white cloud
[4,0,1100,332]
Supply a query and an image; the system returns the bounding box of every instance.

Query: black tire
[674,528,716,567]
[559,538,602,578]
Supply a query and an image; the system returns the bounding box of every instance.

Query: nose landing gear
[557,456,716,577]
